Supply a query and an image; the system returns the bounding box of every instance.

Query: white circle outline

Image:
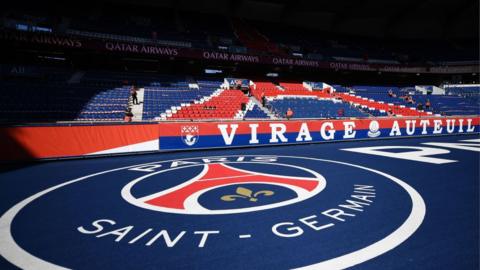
[121,162,326,214]
[0,155,426,270]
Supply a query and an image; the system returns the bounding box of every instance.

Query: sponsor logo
[181,125,199,146]
[368,120,381,137]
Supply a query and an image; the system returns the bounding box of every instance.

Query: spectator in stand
[286,108,294,120]
[425,99,431,110]
[261,92,266,107]
[388,89,393,97]
[387,108,394,116]
[417,102,423,110]
[131,86,139,105]
[407,96,415,104]
[124,108,134,122]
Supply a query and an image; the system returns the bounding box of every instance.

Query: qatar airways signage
[158,117,479,150]
[2,30,478,74]
[328,62,421,73]
[202,51,259,63]
[272,58,320,67]
[104,42,179,56]
[330,62,372,71]
[0,31,82,48]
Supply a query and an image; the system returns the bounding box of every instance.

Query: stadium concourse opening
[0,0,479,269]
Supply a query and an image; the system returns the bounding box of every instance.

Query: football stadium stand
[1,66,478,123]
[142,81,218,120]
[243,103,270,119]
[444,84,480,97]
[267,97,369,118]
[0,70,132,122]
[167,88,249,120]
[0,3,477,124]
[251,81,332,100]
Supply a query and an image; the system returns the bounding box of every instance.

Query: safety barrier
[1,116,478,161]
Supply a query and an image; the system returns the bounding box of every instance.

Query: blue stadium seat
[267,97,369,118]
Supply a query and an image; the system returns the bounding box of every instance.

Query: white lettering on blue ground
[342,138,480,164]
[214,118,477,146]
[272,184,375,238]
[0,155,425,270]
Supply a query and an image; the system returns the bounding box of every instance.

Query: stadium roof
[5,0,478,40]
[100,0,479,39]
[107,0,478,39]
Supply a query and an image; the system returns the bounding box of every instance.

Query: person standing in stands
[131,86,139,105]
[407,95,414,104]
[286,108,294,120]
[425,99,431,110]
[417,102,423,111]
[388,89,393,97]
[124,108,134,122]
[387,108,394,116]
[261,91,266,107]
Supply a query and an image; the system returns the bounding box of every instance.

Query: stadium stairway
[142,82,218,120]
[248,97,276,119]
[131,88,144,121]
[236,98,272,120]
[165,88,224,120]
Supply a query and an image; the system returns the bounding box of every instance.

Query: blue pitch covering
[0,134,478,269]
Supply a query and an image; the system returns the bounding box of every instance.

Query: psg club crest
[181,125,200,146]
[0,155,425,269]
[367,120,381,138]
[121,161,325,215]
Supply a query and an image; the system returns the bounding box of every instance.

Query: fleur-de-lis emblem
[221,187,274,202]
